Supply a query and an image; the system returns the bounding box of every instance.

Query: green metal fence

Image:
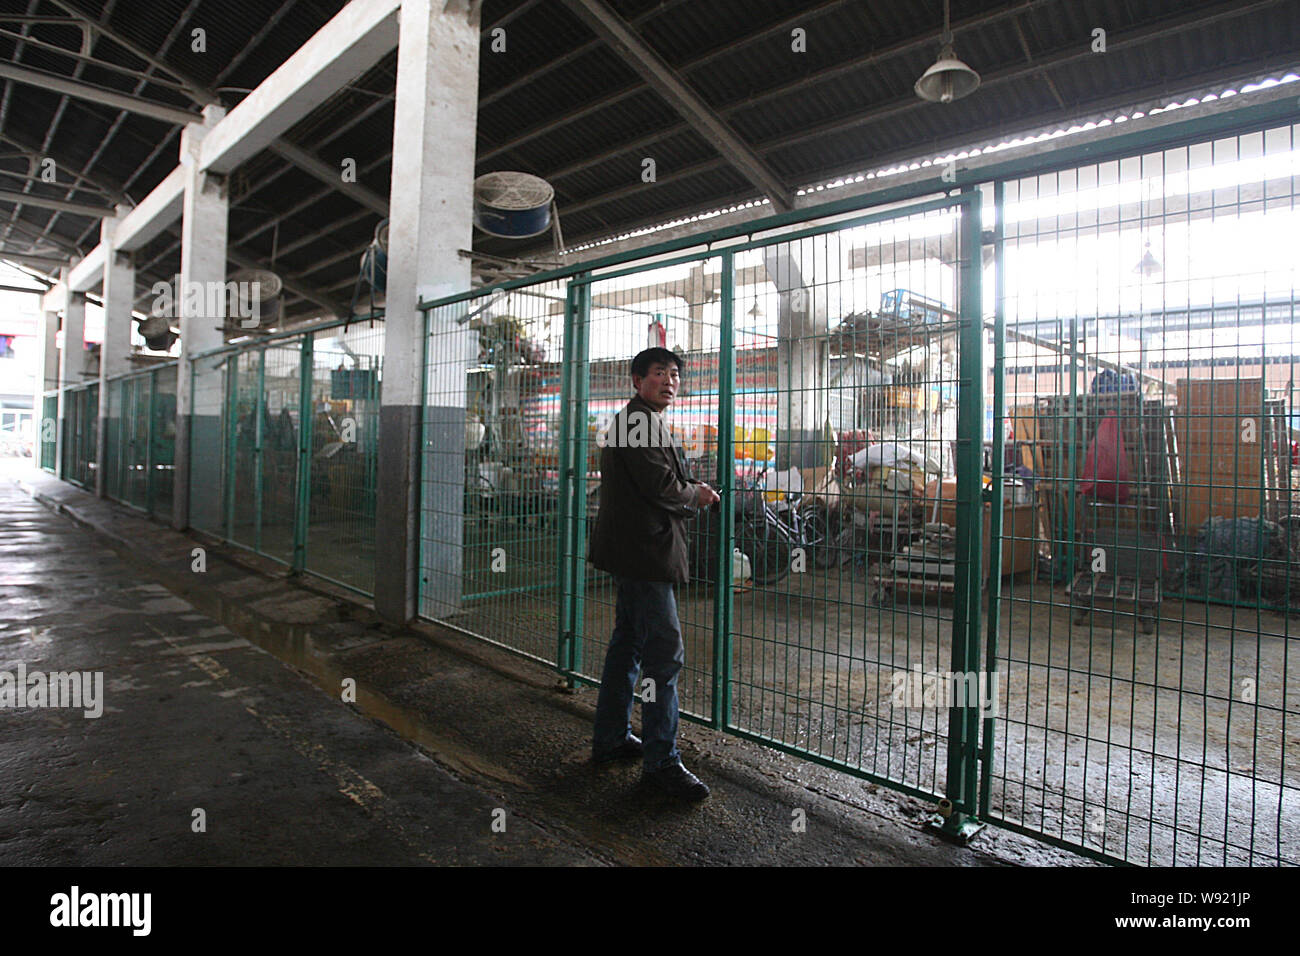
[984,125,1300,865]
[59,382,98,490]
[103,364,177,519]
[38,392,56,472]
[187,317,383,595]
[421,191,989,830]
[422,279,570,662]
[417,106,1300,866]
[34,95,1298,866]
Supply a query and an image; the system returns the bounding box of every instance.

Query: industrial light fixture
[914,0,981,104]
[748,299,764,318]
[1134,240,1162,277]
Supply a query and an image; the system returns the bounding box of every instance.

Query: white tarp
[848,442,942,475]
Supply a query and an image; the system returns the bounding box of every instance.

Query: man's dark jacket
[588,393,701,584]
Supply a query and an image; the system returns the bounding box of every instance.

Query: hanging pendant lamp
[914,0,981,104]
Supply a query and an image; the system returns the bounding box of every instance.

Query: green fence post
[979,181,1007,818]
[255,348,266,553]
[293,333,315,573]
[556,281,579,679]
[570,279,592,680]
[1065,315,1078,584]
[932,189,986,843]
[712,250,736,730]
[145,372,156,513]
[223,356,238,540]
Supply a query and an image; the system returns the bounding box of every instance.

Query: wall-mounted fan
[473,172,555,239]
[136,313,177,352]
[225,268,282,337]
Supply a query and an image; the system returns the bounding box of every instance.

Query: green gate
[422,192,991,832]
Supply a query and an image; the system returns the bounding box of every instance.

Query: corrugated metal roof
[0,0,1297,321]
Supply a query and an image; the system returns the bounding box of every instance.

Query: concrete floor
[451,518,1299,866]
[0,465,592,865]
[3,458,1089,867]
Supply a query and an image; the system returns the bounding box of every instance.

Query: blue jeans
[592,576,685,771]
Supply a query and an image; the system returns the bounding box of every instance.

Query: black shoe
[593,734,643,765]
[643,762,710,801]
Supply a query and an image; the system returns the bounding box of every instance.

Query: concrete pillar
[96,209,134,497]
[683,263,711,353]
[173,106,229,531]
[375,0,480,623]
[34,306,59,470]
[61,288,86,387]
[763,245,828,470]
[54,281,86,479]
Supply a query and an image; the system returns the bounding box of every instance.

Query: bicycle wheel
[738,515,791,584]
[798,505,829,549]
[813,507,855,568]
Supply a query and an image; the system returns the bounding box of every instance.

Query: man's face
[633,361,680,412]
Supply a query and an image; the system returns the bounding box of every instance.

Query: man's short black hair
[631,347,684,379]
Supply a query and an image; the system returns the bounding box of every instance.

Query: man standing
[588,347,720,801]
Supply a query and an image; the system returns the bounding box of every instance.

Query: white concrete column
[173,106,229,530]
[54,285,88,479]
[684,263,710,353]
[34,306,59,471]
[375,0,480,623]
[764,245,828,470]
[96,208,134,497]
[61,288,86,387]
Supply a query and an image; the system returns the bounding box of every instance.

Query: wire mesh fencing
[39,393,57,473]
[418,193,990,822]
[102,363,177,518]
[179,320,383,594]
[985,123,1300,865]
[421,281,568,663]
[303,325,382,593]
[414,118,1300,866]
[59,383,97,490]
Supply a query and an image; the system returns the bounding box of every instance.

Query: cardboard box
[936,498,1040,578]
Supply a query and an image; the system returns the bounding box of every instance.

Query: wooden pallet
[868,567,958,606]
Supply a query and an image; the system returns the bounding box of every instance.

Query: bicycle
[689,469,828,585]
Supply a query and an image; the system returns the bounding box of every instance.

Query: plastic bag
[1079,415,1129,502]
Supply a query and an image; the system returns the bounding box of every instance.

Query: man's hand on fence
[694,483,720,508]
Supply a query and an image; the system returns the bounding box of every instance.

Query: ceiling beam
[67,243,106,293]
[41,0,212,103]
[560,0,792,212]
[114,167,185,253]
[0,166,114,198]
[0,187,113,218]
[759,0,1290,154]
[0,24,195,94]
[138,137,394,281]
[0,133,136,205]
[266,140,388,216]
[479,0,696,109]
[198,0,402,175]
[0,62,199,125]
[517,0,1218,195]
[0,250,65,269]
[35,1,401,291]
[3,216,82,254]
[479,0,1058,167]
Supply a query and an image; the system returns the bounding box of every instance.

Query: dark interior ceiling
[0,0,1297,324]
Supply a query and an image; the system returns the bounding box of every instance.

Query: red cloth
[1080,415,1129,502]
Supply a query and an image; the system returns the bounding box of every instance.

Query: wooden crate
[1174,378,1264,530]
[937,499,1040,578]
